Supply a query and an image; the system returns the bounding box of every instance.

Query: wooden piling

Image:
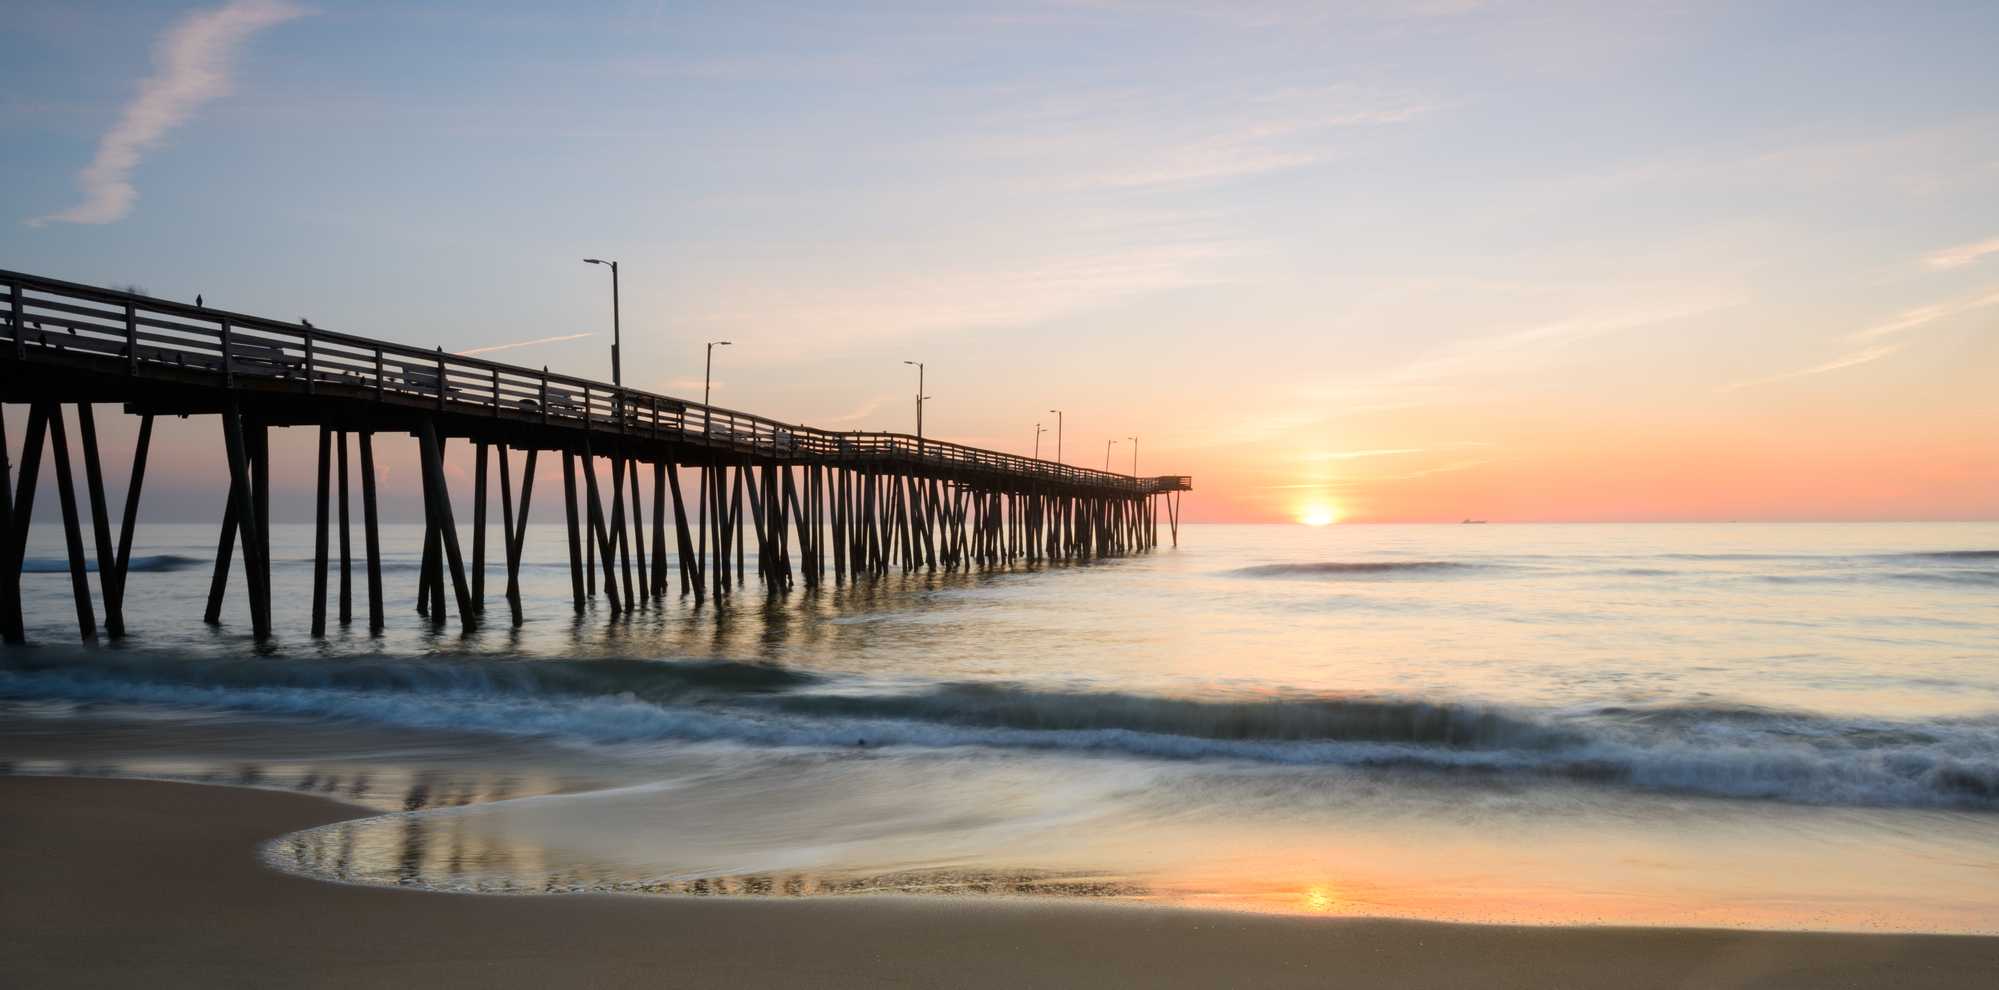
[248,419,270,618]
[220,403,270,638]
[504,447,536,627]
[629,454,648,600]
[417,511,439,618]
[711,463,729,600]
[831,465,847,584]
[732,464,745,587]
[584,459,597,600]
[46,403,98,640]
[695,464,709,593]
[311,425,331,636]
[665,461,699,604]
[416,418,475,631]
[745,463,770,587]
[650,460,668,598]
[609,452,633,611]
[6,405,47,563]
[579,441,619,616]
[0,409,19,643]
[74,404,122,636]
[336,432,352,624]
[108,414,151,624]
[203,483,239,626]
[358,432,385,631]
[561,451,585,614]
[472,441,488,612]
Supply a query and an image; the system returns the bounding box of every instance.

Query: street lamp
[702,341,731,442]
[1035,423,1048,459]
[582,259,620,386]
[903,361,930,444]
[704,341,731,407]
[1048,410,1063,464]
[1105,438,1118,471]
[1128,437,1139,476]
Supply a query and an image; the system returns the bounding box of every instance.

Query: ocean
[3,521,1995,932]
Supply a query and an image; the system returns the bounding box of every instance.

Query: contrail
[456,333,595,356]
[28,0,308,227]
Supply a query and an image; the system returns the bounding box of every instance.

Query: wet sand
[2,775,1993,989]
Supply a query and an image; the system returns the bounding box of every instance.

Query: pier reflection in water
[268,811,1144,901]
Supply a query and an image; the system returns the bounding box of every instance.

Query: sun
[1301,507,1337,525]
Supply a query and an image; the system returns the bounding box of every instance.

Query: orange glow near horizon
[1156,384,1997,524]
[1131,846,1999,932]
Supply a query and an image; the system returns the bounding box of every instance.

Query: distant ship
[1461,518,1487,524]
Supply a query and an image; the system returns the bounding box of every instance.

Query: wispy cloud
[1319,448,1429,459]
[687,238,1244,356]
[1717,284,1999,391]
[1381,300,1739,385]
[1848,284,1999,341]
[1295,444,1488,462]
[456,332,594,356]
[1175,299,1741,449]
[1714,343,1912,392]
[1923,235,1999,269]
[820,396,896,424]
[26,0,307,227]
[1250,457,1492,490]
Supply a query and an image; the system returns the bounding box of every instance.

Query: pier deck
[0,269,1190,641]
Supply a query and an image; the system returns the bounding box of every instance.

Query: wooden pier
[0,269,1190,642]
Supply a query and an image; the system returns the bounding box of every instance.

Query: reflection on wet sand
[266,810,1145,900]
[1,759,566,814]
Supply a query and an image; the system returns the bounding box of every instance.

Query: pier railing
[2,270,1189,496]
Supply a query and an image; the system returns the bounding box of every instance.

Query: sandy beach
[1,775,1991,989]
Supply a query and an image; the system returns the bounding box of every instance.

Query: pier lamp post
[581,259,620,386]
[1129,437,1138,476]
[904,361,930,454]
[704,341,730,439]
[704,341,731,408]
[1105,438,1118,471]
[1048,410,1063,465]
[1035,424,1047,460]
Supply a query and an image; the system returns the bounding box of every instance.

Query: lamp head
[583,258,603,264]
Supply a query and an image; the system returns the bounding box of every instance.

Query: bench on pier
[231,342,301,377]
[517,388,583,415]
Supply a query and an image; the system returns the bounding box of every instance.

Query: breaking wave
[1225,561,1476,579]
[4,653,1994,811]
[19,554,199,574]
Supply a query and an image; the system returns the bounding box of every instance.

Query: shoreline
[3,776,1995,988]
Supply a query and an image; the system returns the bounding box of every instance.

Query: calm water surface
[4,522,1995,931]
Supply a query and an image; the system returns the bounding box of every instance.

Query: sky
[2,0,1995,524]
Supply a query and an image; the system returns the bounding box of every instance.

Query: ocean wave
[3,655,1994,810]
[1225,561,1475,579]
[20,554,199,574]
[1888,570,1999,587]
